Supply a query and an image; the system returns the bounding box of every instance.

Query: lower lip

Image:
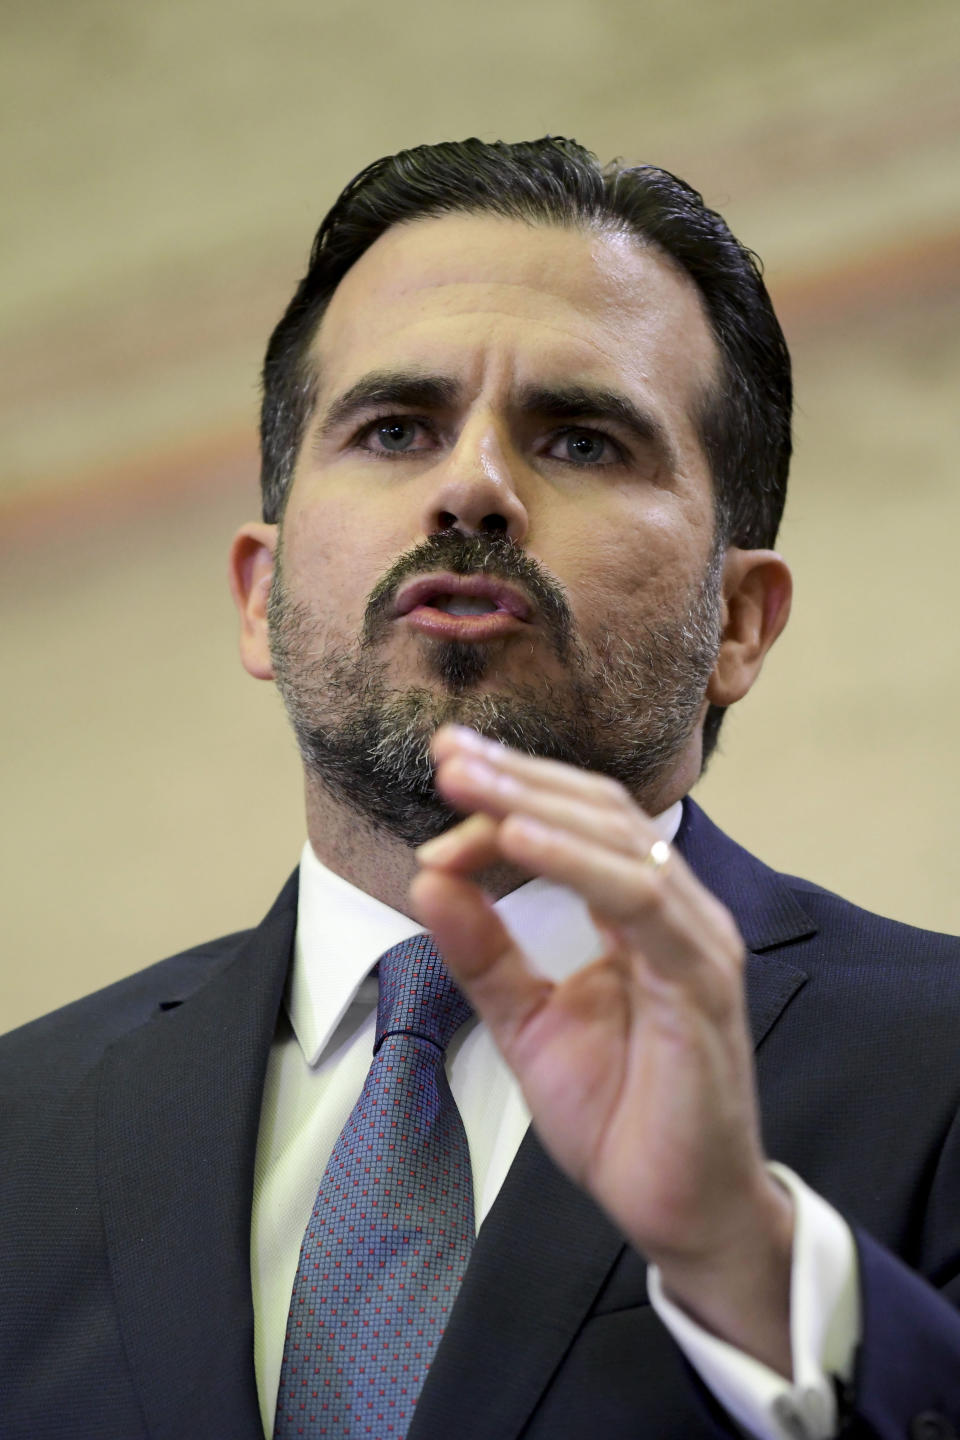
[401,606,526,641]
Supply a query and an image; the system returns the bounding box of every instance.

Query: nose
[421,419,529,543]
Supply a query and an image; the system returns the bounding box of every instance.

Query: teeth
[433,595,499,615]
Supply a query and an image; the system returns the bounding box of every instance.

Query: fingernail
[416,831,460,862]
[432,724,477,756]
[448,726,490,750]
[448,758,496,790]
[509,815,551,842]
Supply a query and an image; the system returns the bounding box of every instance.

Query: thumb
[409,869,551,1047]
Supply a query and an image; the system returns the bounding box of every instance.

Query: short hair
[258,136,794,760]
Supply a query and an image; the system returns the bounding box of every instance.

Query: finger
[432,751,661,862]
[409,867,553,1046]
[495,814,743,993]
[431,725,644,814]
[431,749,738,993]
[415,813,501,873]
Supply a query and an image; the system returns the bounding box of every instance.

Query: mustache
[361,531,575,658]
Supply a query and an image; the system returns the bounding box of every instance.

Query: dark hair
[258,136,793,759]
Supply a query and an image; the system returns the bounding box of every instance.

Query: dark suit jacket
[3,801,960,1440]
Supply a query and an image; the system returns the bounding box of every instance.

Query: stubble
[268,531,723,846]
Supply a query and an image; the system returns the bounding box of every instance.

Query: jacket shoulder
[1,869,300,1089]
[0,927,254,1094]
[679,797,960,972]
[782,869,960,958]
[679,798,960,1104]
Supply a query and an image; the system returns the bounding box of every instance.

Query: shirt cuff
[647,1164,861,1440]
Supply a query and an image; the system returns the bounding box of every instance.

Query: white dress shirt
[251,805,859,1440]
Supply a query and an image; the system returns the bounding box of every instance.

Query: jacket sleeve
[839,1227,960,1440]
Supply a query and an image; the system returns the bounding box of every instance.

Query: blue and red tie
[274,933,475,1438]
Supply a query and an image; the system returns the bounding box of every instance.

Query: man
[2,137,959,1440]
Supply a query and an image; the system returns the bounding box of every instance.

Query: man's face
[267,213,725,842]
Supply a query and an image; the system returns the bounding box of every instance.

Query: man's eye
[358,417,430,454]
[549,428,620,466]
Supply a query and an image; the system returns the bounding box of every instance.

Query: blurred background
[2,0,958,1030]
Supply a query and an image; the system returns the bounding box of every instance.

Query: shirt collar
[290,799,683,1066]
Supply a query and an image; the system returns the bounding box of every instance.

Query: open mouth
[394,572,532,620]
[393,571,532,639]
[427,594,499,615]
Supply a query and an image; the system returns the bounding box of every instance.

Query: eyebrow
[316,371,460,441]
[516,383,673,463]
[315,368,675,466]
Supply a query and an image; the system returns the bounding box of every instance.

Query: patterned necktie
[274,933,475,1438]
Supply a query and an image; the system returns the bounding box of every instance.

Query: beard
[268,530,723,846]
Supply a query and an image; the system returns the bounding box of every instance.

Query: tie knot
[375,933,472,1053]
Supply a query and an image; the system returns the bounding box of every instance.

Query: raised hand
[410,724,794,1376]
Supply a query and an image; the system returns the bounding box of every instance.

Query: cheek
[541,505,706,629]
[282,499,405,626]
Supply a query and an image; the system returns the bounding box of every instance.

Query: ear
[228,522,278,680]
[706,548,792,709]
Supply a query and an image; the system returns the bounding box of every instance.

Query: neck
[302,774,530,915]
[302,755,694,916]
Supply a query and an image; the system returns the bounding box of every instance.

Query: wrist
[653,1173,795,1378]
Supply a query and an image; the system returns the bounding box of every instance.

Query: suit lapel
[97,874,299,1440]
[410,1126,625,1440]
[413,800,815,1439]
[674,799,818,955]
[675,799,815,1044]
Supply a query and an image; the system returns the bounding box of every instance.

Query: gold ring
[643,839,672,871]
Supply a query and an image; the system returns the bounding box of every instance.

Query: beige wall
[3,0,959,1030]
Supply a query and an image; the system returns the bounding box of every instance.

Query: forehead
[310,213,719,410]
